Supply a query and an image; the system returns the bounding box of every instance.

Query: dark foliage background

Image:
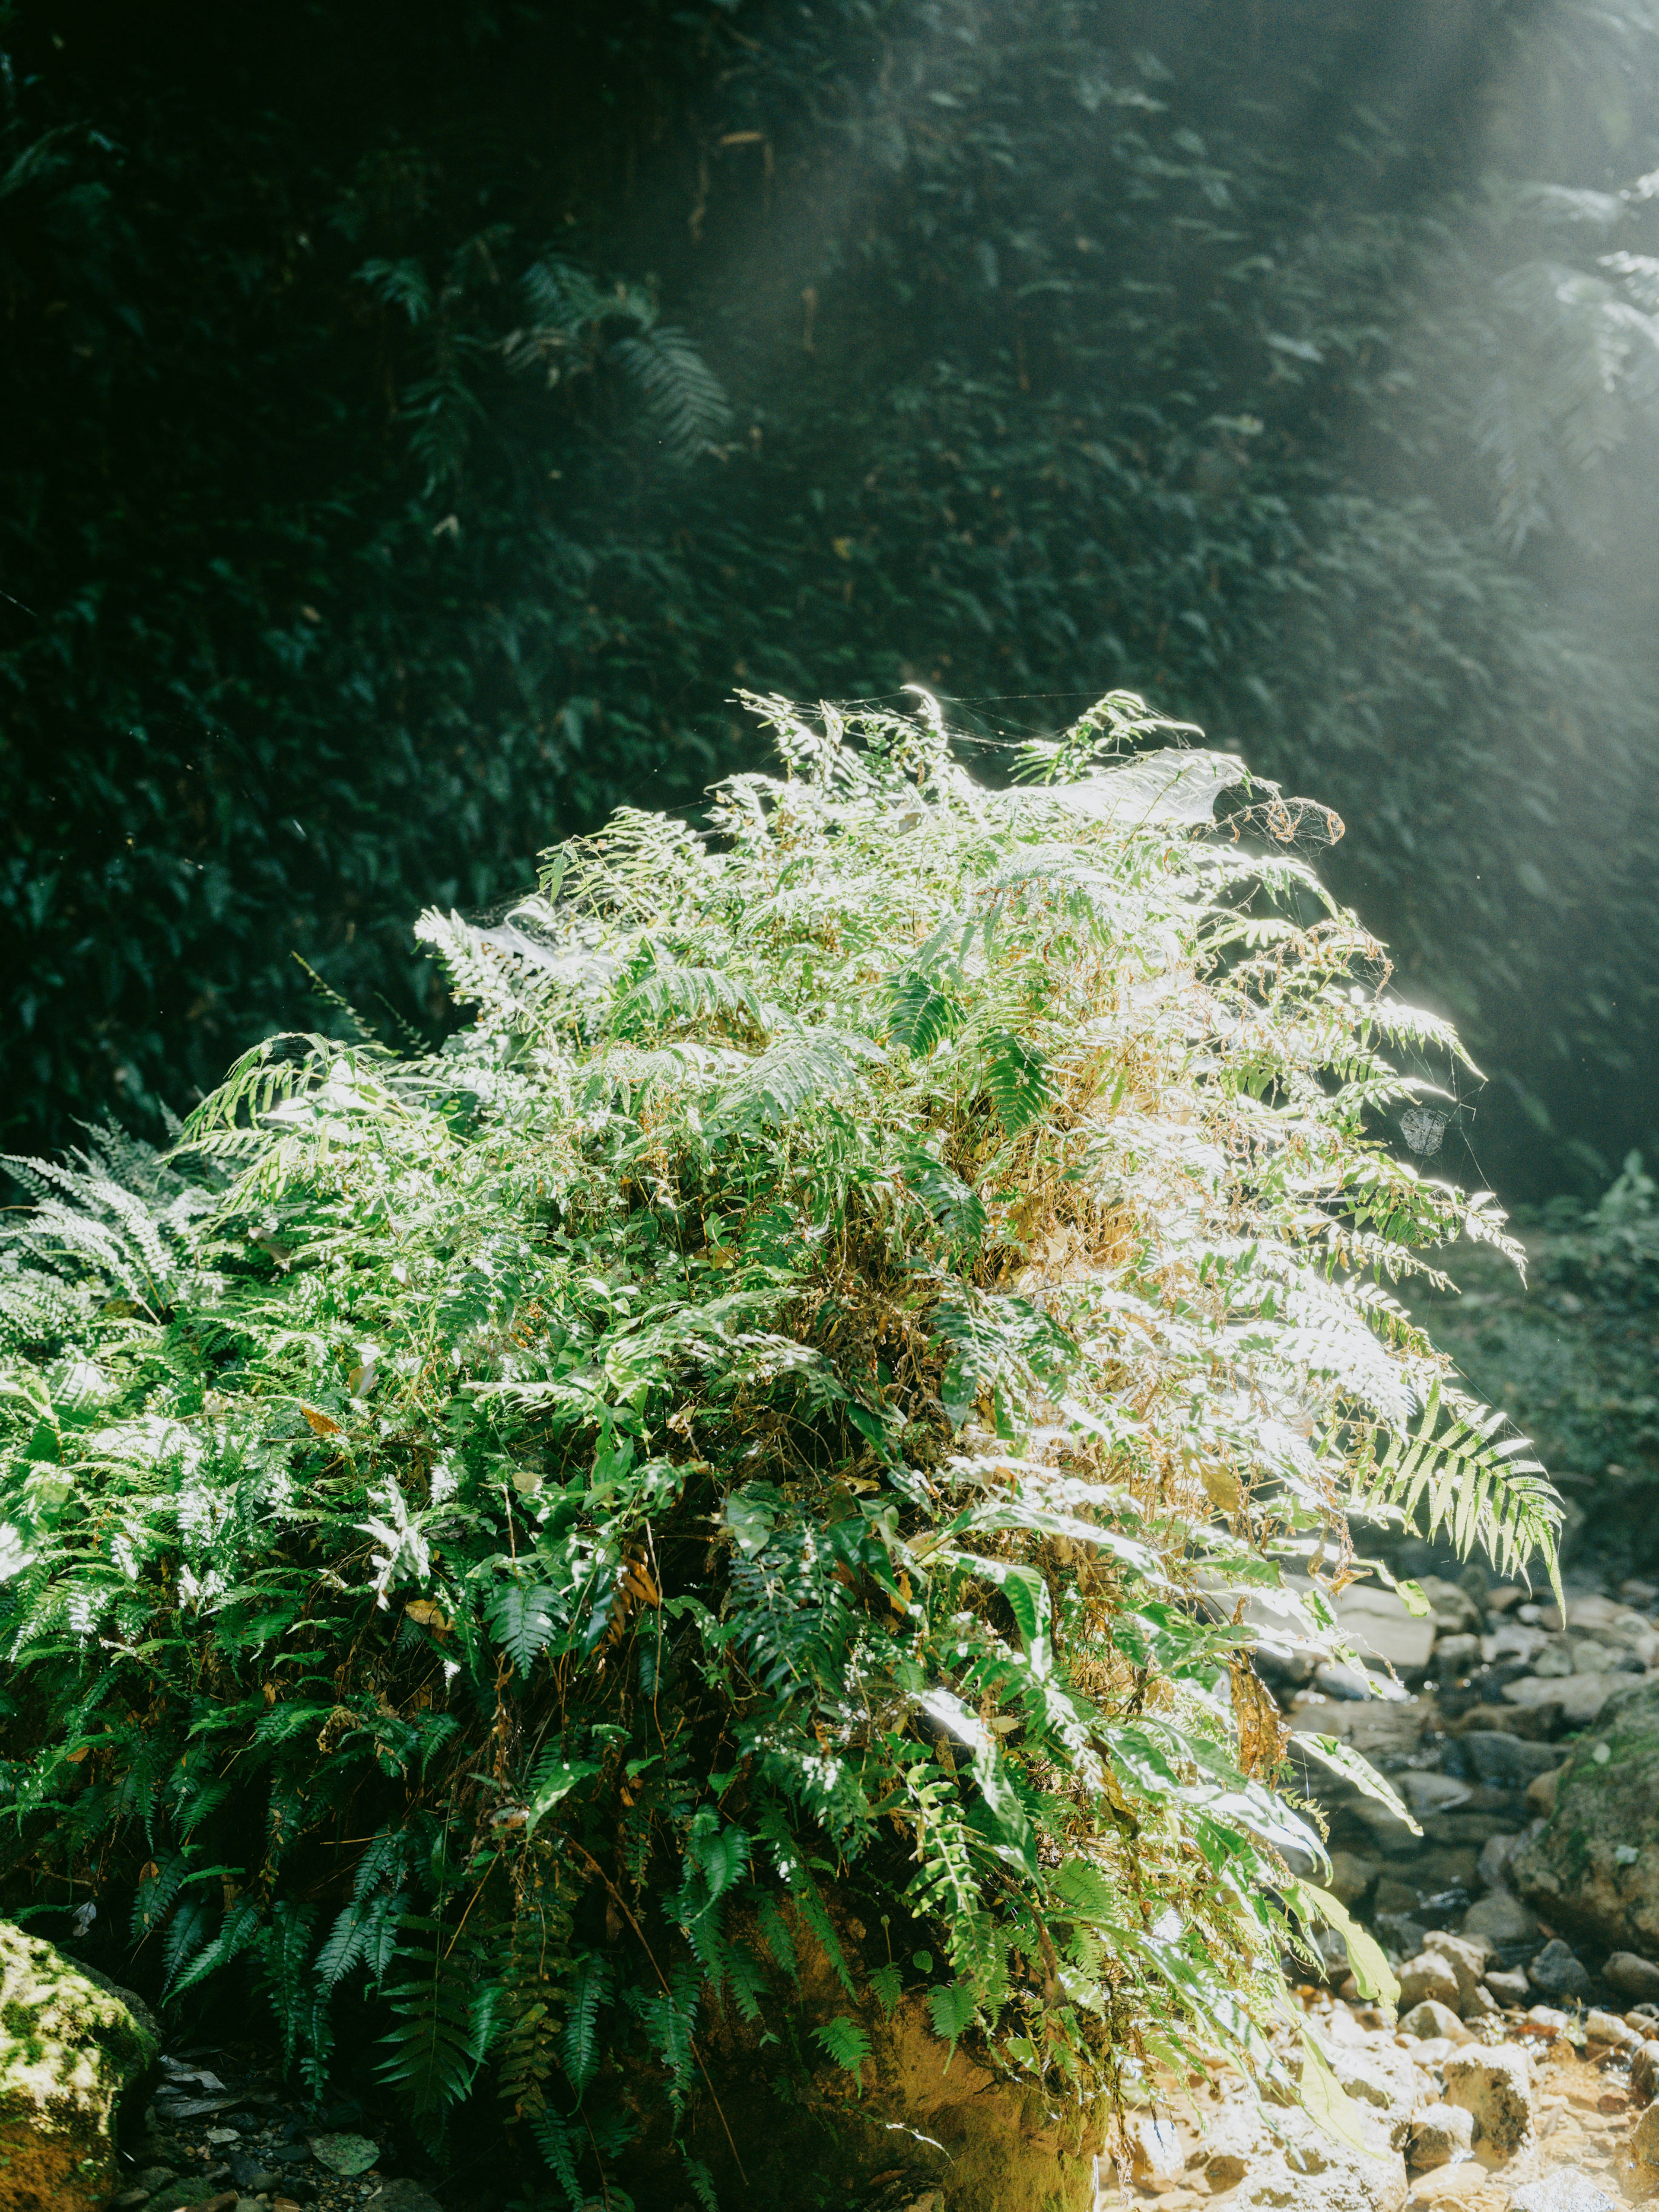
[7,0,1659,1194]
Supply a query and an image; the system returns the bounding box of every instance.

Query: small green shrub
[0,692,1557,2193]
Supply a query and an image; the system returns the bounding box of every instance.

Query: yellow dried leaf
[301,1404,343,1437]
[405,1599,451,1633]
[1230,1656,1289,1778]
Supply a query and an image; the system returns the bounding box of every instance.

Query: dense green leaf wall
[7,0,1659,1191]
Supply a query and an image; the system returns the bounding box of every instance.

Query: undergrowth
[0,691,1560,2203]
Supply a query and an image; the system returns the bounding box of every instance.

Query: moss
[0,1920,157,2212]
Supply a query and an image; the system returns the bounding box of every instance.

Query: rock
[365,2185,443,2212]
[1407,2104,1474,2171]
[1423,1932,1494,2009]
[1398,1955,1463,2015]
[0,1920,159,2212]
[1406,2164,1502,2209]
[1502,1674,1618,1724]
[1634,2039,1659,2105]
[1528,1938,1591,2003]
[1438,2044,1535,2155]
[1332,2040,1424,2149]
[1400,1773,1474,1816]
[1315,1662,1382,1700]
[1377,1913,1430,1961]
[1461,1890,1538,1944]
[1477,1834,1519,1891]
[1290,1696,1426,1758]
[143,2183,226,2212]
[1335,1585,1439,1672]
[1531,1644,1575,1678]
[1461,1732,1563,1788]
[74,1960,163,2051]
[1485,1967,1530,2006]
[1399,2000,1471,2043]
[1327,1851,1382,1907]
[1525,1770,1560,1817]
[307,2133,379,2177]
[1520,2005,1569,2039]
[1512,1684,1659,1956]
[1434,1636,1481,1677]
[1239,2098,1408,2212]
[227,2155,275,2191]
[1605,1950,1659,2002]
[1634,2101,1659,2169]
[1583,2008,1641,2054]
[1455,1701,1556,1742]
[1567,1597,1659,1665]
[1420,1579,1484,1636]
[1509,2171,1618,2212]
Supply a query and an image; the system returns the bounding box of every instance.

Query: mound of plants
[0,693,1560,2206]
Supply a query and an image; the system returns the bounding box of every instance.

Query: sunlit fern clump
[0,690,1558,2201]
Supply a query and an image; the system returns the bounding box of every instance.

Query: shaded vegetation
[1415,1151,1659,1581]
[8,1,1659,1192]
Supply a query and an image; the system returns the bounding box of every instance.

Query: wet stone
[1605,1950,1659,2003]
[1529,1940,1591,2004]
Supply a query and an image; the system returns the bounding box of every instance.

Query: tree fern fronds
[608,327,733,466]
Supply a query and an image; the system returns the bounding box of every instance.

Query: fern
[378,1914,492,2134]
[811,2014,872,2084]
[0,686,1562,2189]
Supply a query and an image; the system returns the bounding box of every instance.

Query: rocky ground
[110,2055,442,2212]
[1176,1552,1659,2212]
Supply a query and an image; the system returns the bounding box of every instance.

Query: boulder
[1634,2101,1659,2171]
[1604,1950,1659,2003]
[1527,1939,1590,2004]
[1509,2172,1617,2212]
[1461,1733,1563,1789]
[1433,1636,1481,1678]
[1438,2045,1535,2156]
[1236,2098,1408,2212]
[1398,1955,1463,2016]
[1461,1891,1538,1945]
[1399,2000,1471,2044]
[1510,1678,1659,1951]
[1634,2039,1659,2106]
[0,1920,158,2211]
[1502,1674,1618,1725]
[1407,2104,1474,2171]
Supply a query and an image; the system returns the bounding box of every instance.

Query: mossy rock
[1511,1676,1659,1952]
[0,1919,159,2211]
